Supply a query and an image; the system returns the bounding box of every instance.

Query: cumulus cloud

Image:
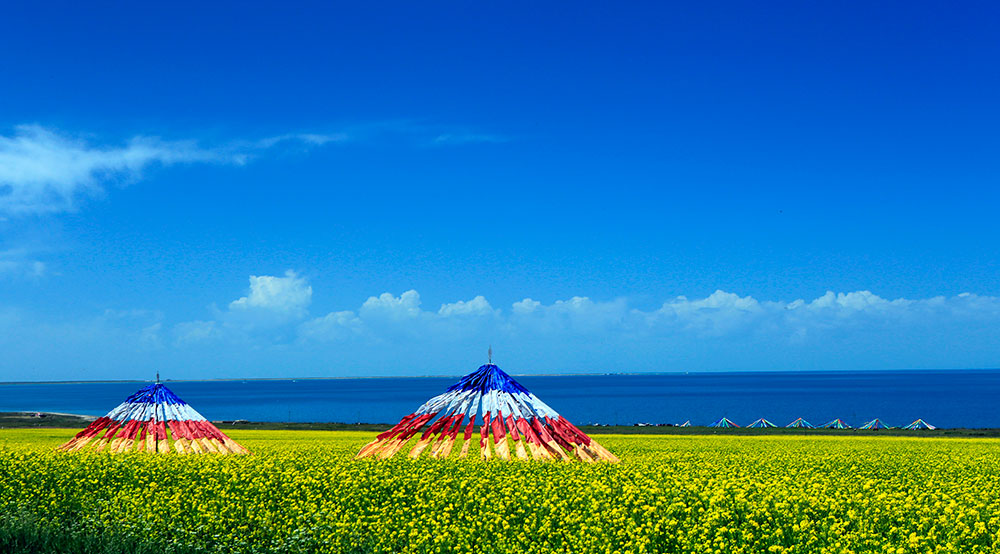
[287,288,1000,372]
[228,270,313,319]
[298,311,362,342]
[359,290,423,320]
[296,288,1000,344]
[0,125,342,216]
[166,270,314,345]
[13,281,999,379]
[438,295,496,317]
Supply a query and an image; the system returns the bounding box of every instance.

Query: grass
[5,411,999,437]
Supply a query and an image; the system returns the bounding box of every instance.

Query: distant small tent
[59,381,248,455]
[679,420,691,427]
[709,417,740,428]
[821,418,852,429]
[860,418,890,430]
[786,417,814,429]
[903,419,936,430]
[747,418,777,428]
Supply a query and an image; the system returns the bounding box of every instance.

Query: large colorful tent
[821,418,852,429]
[355,363,618,462]
[786,417,814,429]
[709,417,740,428]
[59,381,248,454]
[903,419,936,430]
[679,420,691,427]
[859,418,890,430]
[747,418,777,428]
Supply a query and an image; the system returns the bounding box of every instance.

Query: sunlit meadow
[2,430,999,553]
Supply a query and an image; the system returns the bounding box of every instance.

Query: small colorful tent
[679,420,691,427]
[821,418,852,429]
[356,363,618,462]
[903,419,936,430]
[786,417,814,429]
[859,418,890,430]
[709,417,740,428]
[59,382,248,454]
[747,418,777,428]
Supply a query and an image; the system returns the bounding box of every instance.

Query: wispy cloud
[327,120,509,147]
[251,133,348,149]
[0,125,343,216]
[0,122,506,216]
[0,125,240,215]
[0,248,46,279]
[431,133,509,146]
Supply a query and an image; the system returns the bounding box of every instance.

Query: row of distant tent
[692,417,936,430]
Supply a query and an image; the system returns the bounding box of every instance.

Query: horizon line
[2,366,999,386]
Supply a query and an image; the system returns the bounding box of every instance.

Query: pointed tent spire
[786,417,814,428]
[58,383,249,455]
[821,418,852,429]
[709,417,740,428]
[903,418,936,430]
[860,418,890,430]
[356,363,619,463]
[747,417,777,428]
[679,420,691,427]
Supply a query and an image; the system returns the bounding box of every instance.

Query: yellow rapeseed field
[1,429,999,553]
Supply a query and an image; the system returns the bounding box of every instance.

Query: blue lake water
[1,370,998,428]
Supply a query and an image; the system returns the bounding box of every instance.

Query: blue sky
[1,2,998,380]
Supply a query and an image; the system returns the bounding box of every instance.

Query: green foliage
[2,429,999,553]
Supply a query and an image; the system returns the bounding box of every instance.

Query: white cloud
[297,288,1000,362]
[512,298,541,314]
[0,125,345,216]
[298,310,362,342]
[0,122,506,217]
[0,249,46,278]
[229,270,312,318]
[5,285,1000,379]
[438,295,496,317]
[0,125,241,215]
[359,290,423,320]
[169,271,313,343]
[251,133,348,149]
[509,296,631,335]
[431,133,508,146]
[173,320,221,345]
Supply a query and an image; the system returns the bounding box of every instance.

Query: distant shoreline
[3,367,999,386]
[4,412,1000,438]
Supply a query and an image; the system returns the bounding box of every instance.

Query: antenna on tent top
[156,371,160,384]
[488,345,492,364]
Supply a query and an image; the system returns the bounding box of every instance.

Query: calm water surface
[1,370,998,428]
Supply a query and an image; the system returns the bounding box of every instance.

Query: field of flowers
[1,429,999,553]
